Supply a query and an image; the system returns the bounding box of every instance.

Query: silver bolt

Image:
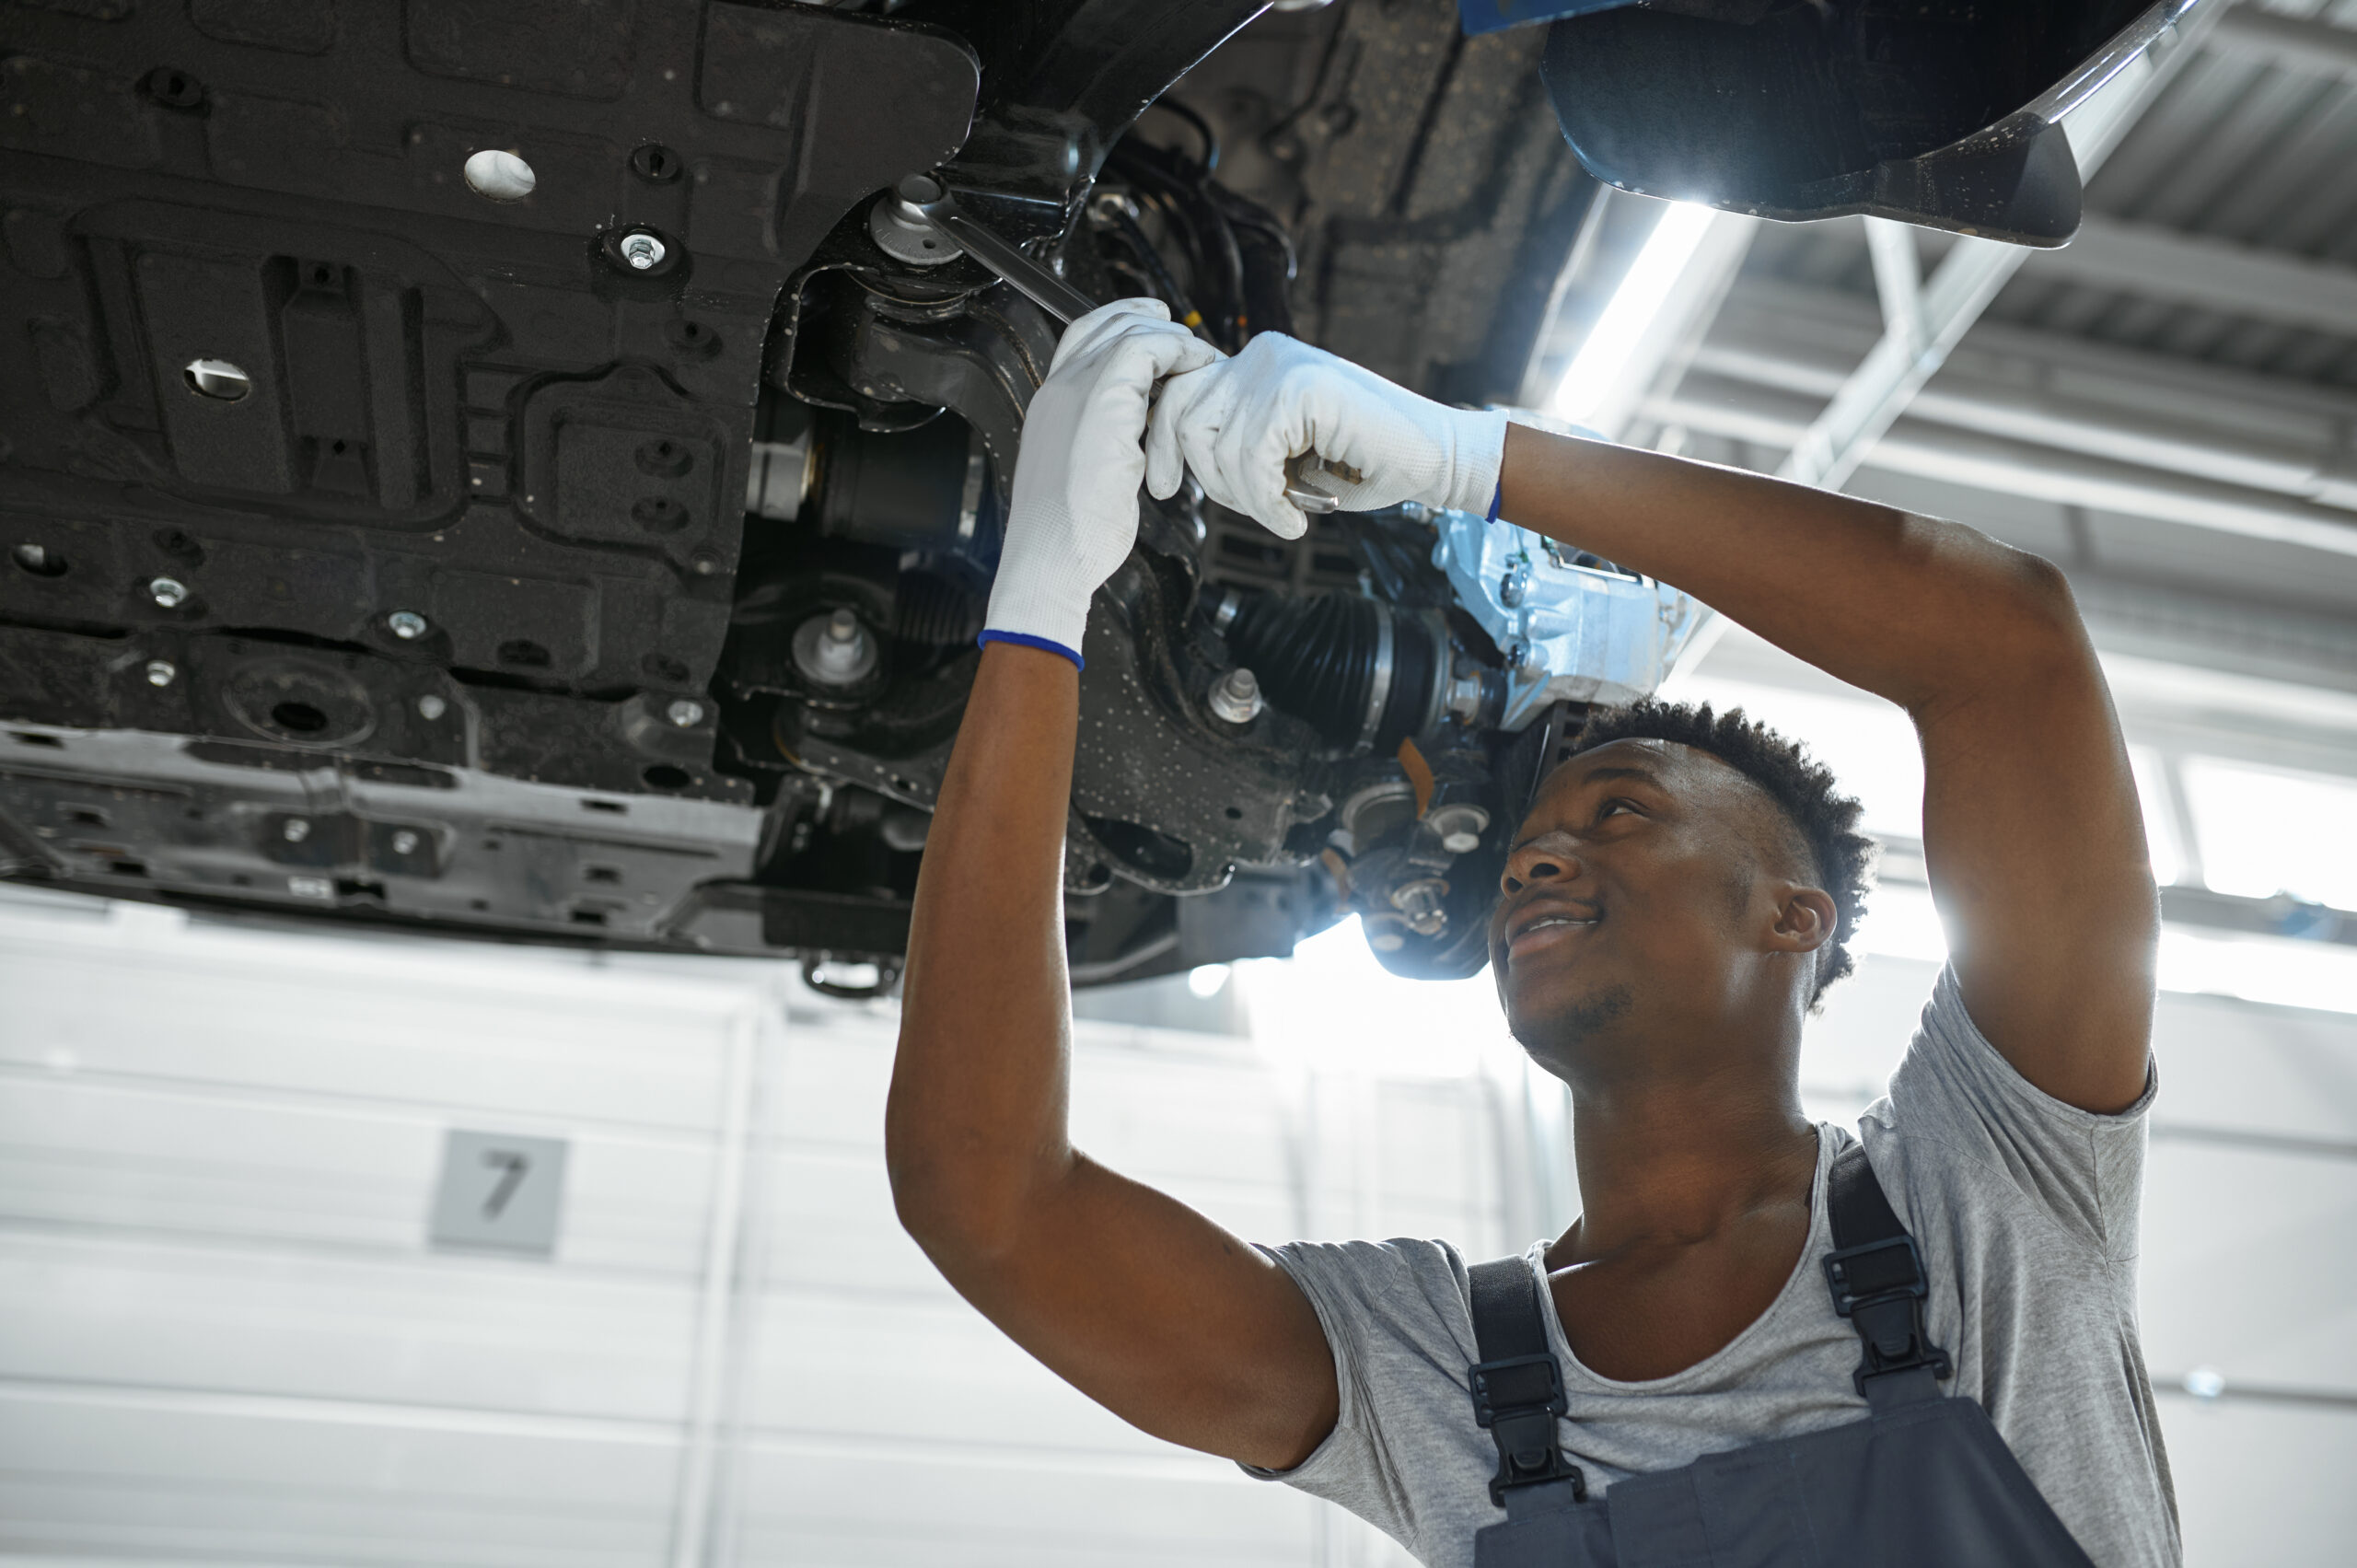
[283,818,310,842]
[1428,803,1492,857]
[149,576,188,608]
[1208,667,1264,725]
[416,693,447,721]
[391,830,420,855]
[619,230,666,270]
[388,610,428,640]
[667,698,705,728]
[1500,559,1530,609]
[1389,877,1450,936]
[792,607,877,688]
[145,660,176,687]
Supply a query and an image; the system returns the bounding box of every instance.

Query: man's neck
[1554,1056,1817,1265]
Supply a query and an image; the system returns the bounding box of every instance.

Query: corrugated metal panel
[0,894,1492,1568]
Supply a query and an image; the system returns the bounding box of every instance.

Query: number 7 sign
[428,1129,570,1255]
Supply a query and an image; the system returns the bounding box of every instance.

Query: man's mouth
[1504,903,1602,959]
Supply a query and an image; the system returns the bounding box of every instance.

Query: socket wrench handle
[891,174,1343,517]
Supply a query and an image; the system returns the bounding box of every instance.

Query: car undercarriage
[0,1,1738,992]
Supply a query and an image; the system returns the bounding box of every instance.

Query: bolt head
[826,608,859,642]
[1442,830,1481,854]
[388,610,428,640]
[391,830,420,855]
[149,576,188,608]
[283,818,310,842]
[416,694,447,721]
[620,231,666,270]
[145,660,176,688]
[1207,666,1264,725]
[667,698,705,728]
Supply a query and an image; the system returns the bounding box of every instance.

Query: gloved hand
[1144,331,1510,540]
[983,298,1218,666]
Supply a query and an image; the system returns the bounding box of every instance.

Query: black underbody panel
[0,1,1594,992]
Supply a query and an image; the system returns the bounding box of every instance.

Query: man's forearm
[888,644,1082,1256]
[1497,424,2080,711]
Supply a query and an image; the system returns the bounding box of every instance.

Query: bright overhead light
[1550,201,1720,425]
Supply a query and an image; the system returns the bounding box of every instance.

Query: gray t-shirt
[1251,967,2178,1568]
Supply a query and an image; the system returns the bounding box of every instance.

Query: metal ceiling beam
[1687,311,2357,509]
[2026,215,2357,335]
[1724,275,2357,431]
[1648,375,2357,560]
[2208,6,2357,83]
[1772,0,2230,493]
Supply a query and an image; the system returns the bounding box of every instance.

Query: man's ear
[1767,886,1840,956]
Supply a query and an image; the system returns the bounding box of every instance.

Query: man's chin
[1505,980,1635,1063]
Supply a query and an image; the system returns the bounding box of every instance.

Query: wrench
[889,175,1345,516]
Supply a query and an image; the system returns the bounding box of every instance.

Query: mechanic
[888,299,2174,1568]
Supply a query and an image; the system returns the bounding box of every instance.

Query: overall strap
[1466,1258,1586,1505]
[1823,1143,1954,1410]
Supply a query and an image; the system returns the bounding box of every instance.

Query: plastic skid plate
[0,1,977,935]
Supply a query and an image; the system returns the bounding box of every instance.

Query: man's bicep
[1912,629,2157,1113]
[938,1154,1341,1472]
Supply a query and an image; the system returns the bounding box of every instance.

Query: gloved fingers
[1144,359,1223,499]
[1260,494,1310,541]
[1115,316,1220,389]
[1048,296,1173,374]
[1206,391,1309,539]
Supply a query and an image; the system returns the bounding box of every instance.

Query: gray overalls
[1465,1144,2098,1567]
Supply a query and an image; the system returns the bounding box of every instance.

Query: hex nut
[145,660,177,688]
[619,231,667,270]
[667,698,705,728]
[149,576,189,608]
[1208,667,1264,725]
[388,610,428,640]
[792,608,877,687]
[1427,802,1492,857]
[283,818,310,842]
[391,830,420,856]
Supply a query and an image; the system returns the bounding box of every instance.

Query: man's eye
[1597,798,1638,820]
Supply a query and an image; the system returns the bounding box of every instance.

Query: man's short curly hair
[1554,699,1876,1006]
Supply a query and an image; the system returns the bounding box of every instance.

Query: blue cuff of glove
[978,629,1085,670]
[1486,481,1504,524]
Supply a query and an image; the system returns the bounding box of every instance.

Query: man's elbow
[1967,542,2092,677]
[885,1129,1035,1271]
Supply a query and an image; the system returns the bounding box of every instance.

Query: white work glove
[1144,331,1510,540]
[983,298,1218,665]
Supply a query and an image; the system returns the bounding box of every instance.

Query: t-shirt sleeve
[1241,1237,1482,1558]
[1878,963,2156,1261]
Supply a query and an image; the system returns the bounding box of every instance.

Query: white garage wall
[4,887,2351,1566]
[0,889,1514,1568]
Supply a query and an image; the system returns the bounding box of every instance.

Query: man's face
[1488,738,1804,1081]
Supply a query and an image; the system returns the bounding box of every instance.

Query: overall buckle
[1824,1235,1954,1398]
[1469,1352,1585,1504]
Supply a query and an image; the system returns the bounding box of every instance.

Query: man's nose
[1500,837,1581,896]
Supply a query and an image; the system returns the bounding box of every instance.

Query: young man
[889,300,2175,1566]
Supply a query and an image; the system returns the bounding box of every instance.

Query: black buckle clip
[1470,1353,1585,1504]
[1823,1236,1953,1398]
[1822,1234,1926,1317]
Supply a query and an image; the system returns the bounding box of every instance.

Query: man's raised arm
[1491,426,2155,1113]
[886,302,1337,1470]
[1151,338,2156,1113]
